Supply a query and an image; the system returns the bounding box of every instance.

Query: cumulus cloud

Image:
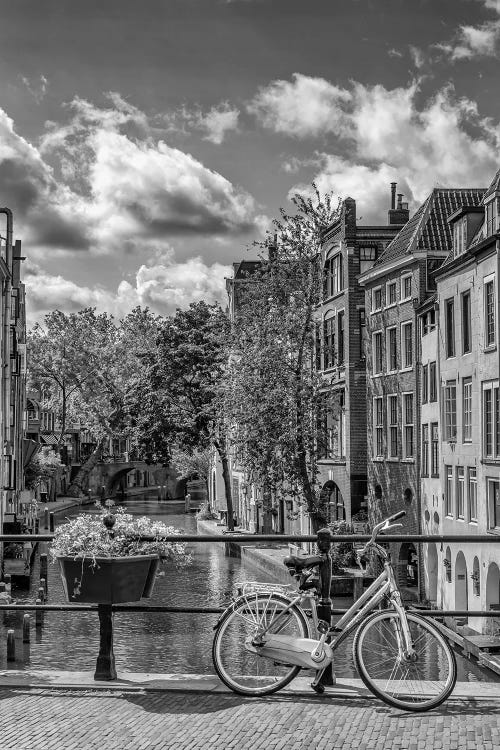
[247,73,351,138]
[24,255,232,326]
[436,0,500,60]
[255,75,500,221]
[195,102,239,144]
[0,92,259,260]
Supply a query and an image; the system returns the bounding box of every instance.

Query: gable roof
[483,168,500,202]
[373,188,485,268]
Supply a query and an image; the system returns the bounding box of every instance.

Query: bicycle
[212,510,457,712]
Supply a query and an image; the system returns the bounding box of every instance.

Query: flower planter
[57,554,160,604]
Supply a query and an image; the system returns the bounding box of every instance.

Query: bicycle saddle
[283,554,324,571]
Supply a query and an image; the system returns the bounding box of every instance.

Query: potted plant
[49,501,191,603]
[49,501,191,680]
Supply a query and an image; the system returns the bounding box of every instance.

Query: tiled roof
[373,189,485,268]
[483,168,500,201]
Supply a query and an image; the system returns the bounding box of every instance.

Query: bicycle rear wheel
[213,593,309,696]
[353,610,457,711]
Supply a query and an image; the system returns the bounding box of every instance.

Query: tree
[28,307,160,497]
[128,301,236,529]
[225,186,341,532]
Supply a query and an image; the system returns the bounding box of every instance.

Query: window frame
[431,422,439,477]
[372,285,383,312]
[323,252,344,299]
[372,331,383,375]
[422,363,428,404]
[400,273,412,302]
[445,298,455,358]
[337,310,345,366]
[468,467,477,523]
[461,290,471,354]
[482,380,500,460]
[386,280,398,307]
[444,380,457,442]
[445,465,453,517]
[429,361,437,402]
[462,376,472,443]
[402,391,414,459]
[373,396,384,458]
[422,423,429,477]
[484,277,496,349]
[323,315,336,370]
[387,394,399,459]
[487,477,500,532]
[386,326,398,373]
[400,321,413,370]
[456,466,465,519]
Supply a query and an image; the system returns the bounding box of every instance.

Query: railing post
[40,553,48,594]
[7,629,15,661]
[316,527,335,687]
[94,604,117,680]
[22,614,30,643]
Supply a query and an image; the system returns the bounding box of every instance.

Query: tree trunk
[215,439,234,532]
[66,438,106,497]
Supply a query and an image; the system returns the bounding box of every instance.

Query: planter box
[57,554,160,604]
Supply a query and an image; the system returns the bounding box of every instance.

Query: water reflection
[0,493,497,683]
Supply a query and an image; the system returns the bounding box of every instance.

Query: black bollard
[40,553,48,592]
[35,599,43,628]
[316,527,335,687]
[49,513,55,532]
[38,586,45,604]
[22,614,30,643]
[44,506,49,529]
[35,519,39,534]
[7,629,15,661]
[157,485,161,502]
[94,604,117,680]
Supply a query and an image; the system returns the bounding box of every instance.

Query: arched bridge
[94,459,182,499]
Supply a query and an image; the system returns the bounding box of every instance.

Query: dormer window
[359,246,377,275]
[453,216,467,257]
[485,197,499,237]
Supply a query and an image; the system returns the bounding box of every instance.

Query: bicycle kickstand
[311,669,326,694]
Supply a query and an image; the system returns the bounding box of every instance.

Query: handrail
[2,533,500,543]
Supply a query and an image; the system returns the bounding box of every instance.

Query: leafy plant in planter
[49,502,191,603]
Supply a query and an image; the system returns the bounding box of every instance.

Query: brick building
[359,188,484,589]
[315,186,408,524]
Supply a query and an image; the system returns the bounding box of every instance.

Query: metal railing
[1,529,500,679]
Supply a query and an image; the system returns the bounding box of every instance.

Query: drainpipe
[0,209,13,532]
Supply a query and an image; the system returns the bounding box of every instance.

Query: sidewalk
[0,673,498,749]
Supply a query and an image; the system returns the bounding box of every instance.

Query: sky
[1,0,500,325]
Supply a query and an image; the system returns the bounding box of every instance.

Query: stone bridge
[89,460,184,499]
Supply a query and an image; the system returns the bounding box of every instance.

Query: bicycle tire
[213,593,310,696]
[353,610,457,711]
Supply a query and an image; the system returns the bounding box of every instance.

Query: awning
[40,432,59,446]
[22,438,40,468]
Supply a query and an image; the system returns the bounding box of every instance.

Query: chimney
[388,184,410,226]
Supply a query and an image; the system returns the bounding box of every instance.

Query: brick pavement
[0,687,499,750]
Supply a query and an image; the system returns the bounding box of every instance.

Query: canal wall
[196,519,293,587]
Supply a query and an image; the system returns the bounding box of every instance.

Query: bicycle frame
[248,557,415,663]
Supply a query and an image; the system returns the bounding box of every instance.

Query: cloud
[388,48,404,58]
[0,92,259,259]
[409,46,425,68]
[258,75,500,222]
[21,74,48,103]
[436,0,500,60]
[247,73,351,138]
[196,102,239,144]
[24,255,232,326]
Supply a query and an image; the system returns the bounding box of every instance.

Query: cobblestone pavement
[0,687,499,750]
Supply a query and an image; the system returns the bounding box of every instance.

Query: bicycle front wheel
[354,610,457,711]
[213,593,309,696]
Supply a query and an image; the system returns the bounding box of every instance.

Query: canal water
[2,493,499,682]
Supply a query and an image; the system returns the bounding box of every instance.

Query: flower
[49,505,191,568]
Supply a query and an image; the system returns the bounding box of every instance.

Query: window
[462,291,471,354]
[323,316,335,369]
[463,377,472,442]
[485,279,496,348]
[444,381,457,441]
[359,246,377,275]
[323,253,344,298]
[487,479,500,530]
[388,395,398,459]
[445,466,453,516]
[374,397,384,457]
[453,216,467,257]
[401,274,412,301]
[373,332,383,374]
[333,390,346,458]
[431,423,439,476]
[422,364,428,404]
[403,392,414,458]
[386,281,397,306]
[337,311,345,365]
[468,468,477,522]
[422,309,436,335]
[486,198,498,237]
[359,308,366,359]
[372,286,382,311]
[445,299,455,357]
[315,323,322,370]
[401,321,413,368]
[456,467,465,519]
[483,381,500,459]
[429,362,437,402]
[387,327,397,371]
[422,424,429,476]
